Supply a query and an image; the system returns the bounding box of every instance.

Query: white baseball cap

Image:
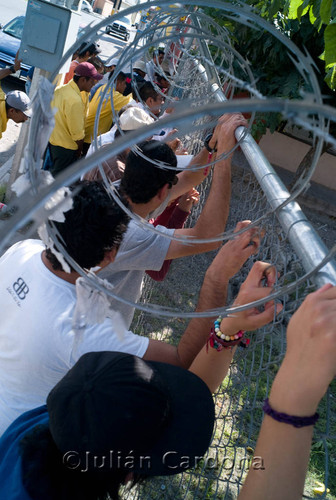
[133,60,146,74]
[6,90,32,117]
[109,57,119,66]
[119,106,154,130]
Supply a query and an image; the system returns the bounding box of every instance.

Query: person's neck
[76,81,86,93]
[128,200,151,219]
[41,250,79,285]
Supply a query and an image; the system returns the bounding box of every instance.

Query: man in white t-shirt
[0,180,265,436]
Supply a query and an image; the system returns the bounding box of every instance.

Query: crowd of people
[0,39,335,500]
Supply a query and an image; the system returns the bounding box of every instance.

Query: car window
[3,17,25,39]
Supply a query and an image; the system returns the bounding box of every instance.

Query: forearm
[0,67,13,80]
[189,343,236,393]
[75,139,84,157]
[176,271,229,368]
[173,148,211,198]
[239,417,313,500]
[191,158,231,242]
[238,367,319,500]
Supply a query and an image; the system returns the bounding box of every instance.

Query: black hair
[153,49,164,57]
[109,71,126,82]
[73,74,91,84]
[45,181,129,271]
[20,425,143,500]
[78,42,100,58]
[138,82,159,103]
[120,140,177,204]
[155,72,169,83]
[87,56,105,73]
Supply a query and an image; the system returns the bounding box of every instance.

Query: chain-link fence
[121,5,336,499]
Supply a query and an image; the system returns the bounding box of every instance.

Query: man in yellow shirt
[83,72,131,153]
[0,90,32,140]
[49,62,102,177]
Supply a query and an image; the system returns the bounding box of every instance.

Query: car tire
[106,27,111,34]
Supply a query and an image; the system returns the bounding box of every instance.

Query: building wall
[259,131,336,192]
[93,0,135,16]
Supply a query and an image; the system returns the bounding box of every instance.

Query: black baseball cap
[47,351,214,476]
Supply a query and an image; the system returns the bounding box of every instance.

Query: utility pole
[5,0,80,201]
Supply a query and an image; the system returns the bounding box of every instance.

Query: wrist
[205,266,229,287]
[204,133,217,153]
[219,317,241,336]
[269,363,326,417]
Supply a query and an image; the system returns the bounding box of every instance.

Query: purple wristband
[263,398,319,428]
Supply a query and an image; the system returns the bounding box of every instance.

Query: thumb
[249,302,281,330]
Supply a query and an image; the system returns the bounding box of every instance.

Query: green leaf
[269,0,282,18]
[324,64,336,89]
[320,0,332,24]
[297,3,310,18]
[288,0,305,18]
[309,4,317,23]
[324,22,336,67]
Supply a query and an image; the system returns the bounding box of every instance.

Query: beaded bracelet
[207,316,248,352]
[263,398,319,428]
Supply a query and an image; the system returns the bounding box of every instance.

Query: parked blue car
[0,16,31,81]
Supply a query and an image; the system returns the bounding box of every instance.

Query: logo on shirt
[13,277,29,300]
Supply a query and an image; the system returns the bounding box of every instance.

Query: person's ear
[7,107,14,119]
[104,247,118,263]
[146,97,154,108]
[157,184,169,201]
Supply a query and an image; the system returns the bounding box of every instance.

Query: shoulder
[0,406,48,456]
[0,406,48,499]
[0,239,43,263]
[119,220,174,253]
[72,317,149,361]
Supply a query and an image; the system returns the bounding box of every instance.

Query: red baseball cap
[74,62,103,81]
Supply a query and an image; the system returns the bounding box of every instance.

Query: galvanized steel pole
[192,26,336,287]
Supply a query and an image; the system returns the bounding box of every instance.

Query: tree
[203,1,335,181]
[287,0,336,90]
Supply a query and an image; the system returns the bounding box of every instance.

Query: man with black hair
[137,81,164,117]
[0,178,271,436]
[146,48,165,82]
[48,62,103,176]
[134,81,176,142]
[0,181,130,435]
[98,113,248,329]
